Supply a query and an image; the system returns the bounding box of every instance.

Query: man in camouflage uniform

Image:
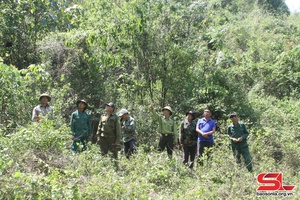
[179,111,198,168]
[70,100,92,152]
[118,108,136,159]
[32,93,53,122]
[96,102,121,159]
[227,113,253,172]
[149,105,177,158]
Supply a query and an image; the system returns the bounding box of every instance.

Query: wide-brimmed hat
[118,108,129,117]
[76,100,88,108]
[186,111,195,119]
[229,113,238,118]
[162,106,173,115]
[39,93,51,101]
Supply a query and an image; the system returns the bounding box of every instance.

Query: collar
[39,104,49,108]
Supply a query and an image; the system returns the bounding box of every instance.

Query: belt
[162,133,173,137]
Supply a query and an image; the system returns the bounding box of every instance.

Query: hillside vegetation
[0,0,299,199]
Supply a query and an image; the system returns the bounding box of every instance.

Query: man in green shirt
[227,113,253,172]
[70,100,92,152]
[96,102,121,159]
[32,93,53,122]
[118,108,136,159]
[150,105,177,158]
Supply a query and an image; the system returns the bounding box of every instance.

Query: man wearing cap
[70,100,92,152]
[179,111,198,168]
[96,102,121,159]
[149,105,177,158]
[118,108,136,159]
[227,113,253,172]
[32,93,53,122]
[196,108,216,166]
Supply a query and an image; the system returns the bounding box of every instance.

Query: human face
[230,116,238,123]
[121,113,129,120]
[203,109,211,118]
[40,97,49,105]
[78,102,86,110]
[105,105,114,113]
[163,109,171,118]
[187,114,194,122]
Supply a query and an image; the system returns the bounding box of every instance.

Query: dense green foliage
[0,0,299,198]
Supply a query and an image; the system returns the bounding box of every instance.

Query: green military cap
[162,106,173,115]
[229,113,238,118]
[39,93,51,101]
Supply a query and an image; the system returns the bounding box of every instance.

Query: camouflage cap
[39,93,51,101]
[186,111,195,119]
[105,102,115,108]
[118,108,129,117]
[162,106,173,115]
[76,100,88,108]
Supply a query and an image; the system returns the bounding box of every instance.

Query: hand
[202,133,209,139]
[237,137,243,142]
[71,136,75,140]
[181,144,184,148]
[232,138,238,143]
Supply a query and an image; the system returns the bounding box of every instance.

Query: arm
[196,119,202,135]
[48,106,54,120]
[239,124,249,141]
[70,113,75,135]
[179,122,184,145]
[87,114,92,136]
[227,125,239,143]
[32,107,38,122]
[196,119,207,137]
[203,120,216,136]
[96,116,102,136]
[173,120,178,142]
[203,128,216,136]
[227,126,231,138]
[150,109,162,123]
[115,116,121,144]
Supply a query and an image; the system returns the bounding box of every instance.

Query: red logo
[257,172,296,191]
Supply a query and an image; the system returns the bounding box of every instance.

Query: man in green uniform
[149,105,177,158]
[96,102,121,159]
[32,93,53,122]
[70,100,92,152]
[227,113,253,172]
[118,108,136,159]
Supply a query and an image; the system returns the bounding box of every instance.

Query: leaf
[13,171,21,178]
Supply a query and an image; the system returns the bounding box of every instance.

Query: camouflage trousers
[99,136,118,159]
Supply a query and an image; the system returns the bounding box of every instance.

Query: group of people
[32,93,253,172]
